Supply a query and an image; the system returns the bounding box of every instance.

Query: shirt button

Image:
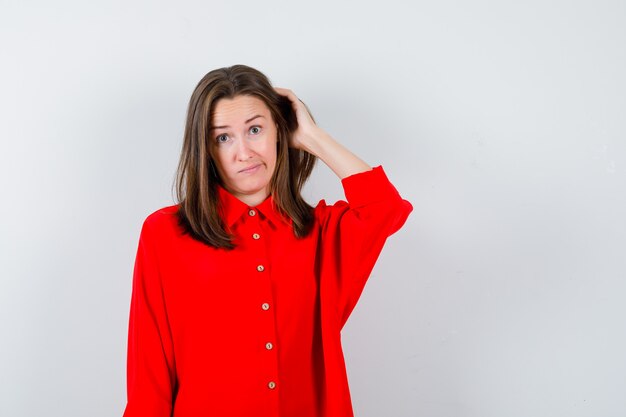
[248,209,256,216]
[261,303,270,311]
[252,233,260,240]
[257,265,265,272]
[265,342,273,350]
[268,381,276,389]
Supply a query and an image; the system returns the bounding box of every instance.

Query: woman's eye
[216,134,229,143]
[249,126,261,135]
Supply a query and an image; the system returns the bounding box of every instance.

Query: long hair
[175,65,317,249]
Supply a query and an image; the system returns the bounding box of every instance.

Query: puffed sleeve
[317,165,413,327]
[123,216,177,416]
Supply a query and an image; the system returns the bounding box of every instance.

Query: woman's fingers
[275,87,315,122]
[274,87,296,100]
[275,87,307,109]
[275,87,322,152]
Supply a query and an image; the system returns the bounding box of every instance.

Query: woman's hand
[274,87,371,179]
[274,87,328,153]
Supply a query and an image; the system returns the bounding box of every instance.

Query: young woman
[123,65,412,417]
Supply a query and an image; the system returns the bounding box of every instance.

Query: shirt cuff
[341,166,401,207]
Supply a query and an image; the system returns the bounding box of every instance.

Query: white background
[1,0,625,416]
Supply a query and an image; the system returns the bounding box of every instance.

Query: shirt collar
[217,185,290,228]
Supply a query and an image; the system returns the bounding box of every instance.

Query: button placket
[248,207,279,395]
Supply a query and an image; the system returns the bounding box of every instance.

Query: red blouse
[123,166,412,417]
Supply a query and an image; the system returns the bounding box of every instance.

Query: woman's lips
[239,163,262,174]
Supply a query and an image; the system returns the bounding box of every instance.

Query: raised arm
[276,87,413,325]
[274,87,371,179]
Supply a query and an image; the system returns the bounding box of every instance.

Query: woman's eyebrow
[213,115,265,130]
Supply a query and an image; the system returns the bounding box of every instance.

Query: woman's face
[210,95,278,206]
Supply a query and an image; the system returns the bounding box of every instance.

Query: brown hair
[175,65,317,249]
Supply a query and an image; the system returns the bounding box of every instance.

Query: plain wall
[1,0,625,416]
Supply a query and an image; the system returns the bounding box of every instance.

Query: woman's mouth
[239,164,262,174]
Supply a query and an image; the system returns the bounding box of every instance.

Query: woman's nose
[235,138,253,161]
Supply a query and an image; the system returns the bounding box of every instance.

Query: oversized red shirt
[123,166,412,417]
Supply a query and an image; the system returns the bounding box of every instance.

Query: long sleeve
[123,218,177,417]
[317,165,413,327]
